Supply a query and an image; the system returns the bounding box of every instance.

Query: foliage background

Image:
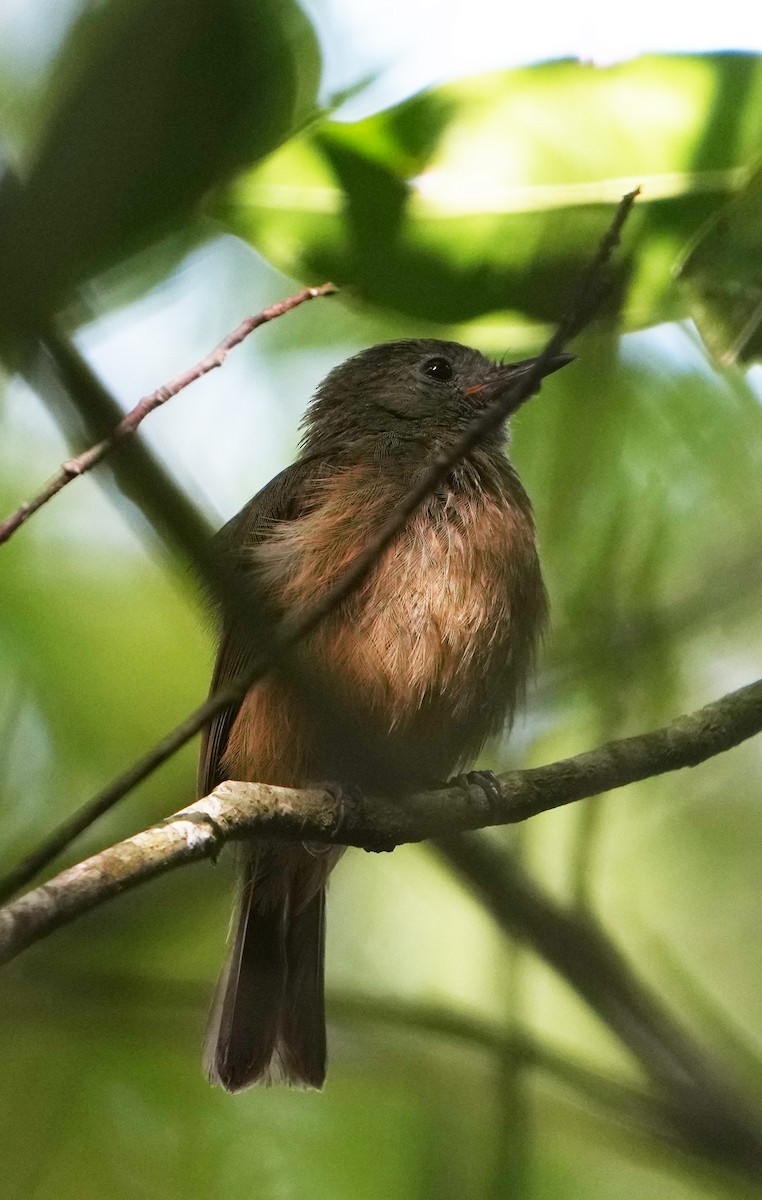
[1,2,761,1197]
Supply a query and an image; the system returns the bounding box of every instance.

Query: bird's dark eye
[423,357,453,382]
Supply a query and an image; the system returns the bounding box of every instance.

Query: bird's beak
[505,352,575,379]
[463,352,575,404]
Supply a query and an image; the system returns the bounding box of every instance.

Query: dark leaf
[0,0,320,330]
[677,164,762,364]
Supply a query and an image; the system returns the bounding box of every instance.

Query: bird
[199,338,571,1091]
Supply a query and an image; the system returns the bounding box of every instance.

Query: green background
[1,2,761,1197]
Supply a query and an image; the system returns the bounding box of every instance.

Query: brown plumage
[200,339,569,1091]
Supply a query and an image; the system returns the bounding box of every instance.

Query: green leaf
[217,53,762,331]
[0,0,321,330]
[676,162,762,363]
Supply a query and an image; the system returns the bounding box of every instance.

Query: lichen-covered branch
[1,673,759,967]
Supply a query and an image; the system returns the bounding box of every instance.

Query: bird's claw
[454,769,503,812]
[319,780,363,839]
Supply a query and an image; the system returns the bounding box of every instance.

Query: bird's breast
[253,460,546,771]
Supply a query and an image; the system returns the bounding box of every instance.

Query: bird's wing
[197,456,323,797]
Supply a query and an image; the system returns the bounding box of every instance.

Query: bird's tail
[204,845,329,1091]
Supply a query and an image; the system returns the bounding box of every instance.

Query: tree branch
[0,283,336,545]
[1,673,759,967]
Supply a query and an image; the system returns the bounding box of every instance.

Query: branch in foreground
[0,191,640,903]
[0,283,336,546]
[1,673,759,967]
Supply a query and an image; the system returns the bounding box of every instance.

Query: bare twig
[0,283,336,546]
[562,186,640,340]
[1,672,759,965]
[0,190,638,903]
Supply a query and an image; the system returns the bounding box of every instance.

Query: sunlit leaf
[218,53,762,331]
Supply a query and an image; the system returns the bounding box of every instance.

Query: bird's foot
[454,769,504,814]
[315,780,363,840]
[318,780,399,854]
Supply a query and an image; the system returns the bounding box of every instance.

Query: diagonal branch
[331,993,758,1176]
[1,673,759,966]
[3,673,762,1176]
[436,834,762,1177]
[0,189,640,903]
[331,993,708,1159]
[0,283,336,546]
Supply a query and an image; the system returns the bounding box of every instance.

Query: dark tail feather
[204,853,327,1091]
[280,888,326,1088]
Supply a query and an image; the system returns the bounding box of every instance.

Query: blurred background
[1,1,762,1197]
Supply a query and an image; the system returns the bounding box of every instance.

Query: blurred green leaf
[0,0,321,331]
[677,162,762,363]
[0,476,207,860]
[218,53,762,330]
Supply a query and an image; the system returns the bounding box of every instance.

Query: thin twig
[0,283,336,546]
[0,191,639,902]
[0,672,759,965]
